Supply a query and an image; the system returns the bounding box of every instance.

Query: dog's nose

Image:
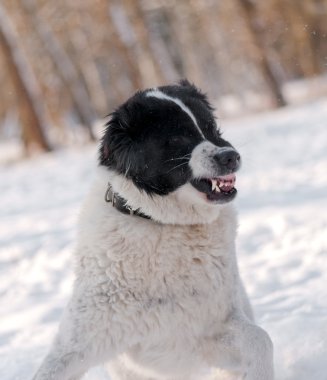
[213,149,240,171]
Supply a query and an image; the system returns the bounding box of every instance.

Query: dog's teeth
[215,185,221,192]
[211,179,217,191]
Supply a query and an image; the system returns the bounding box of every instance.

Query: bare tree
[0,3,51,152]
[278,0,321,77]
[107,1,144,91]
[21,0,96,140]
[237,0,287,107]
[117,0,166,85]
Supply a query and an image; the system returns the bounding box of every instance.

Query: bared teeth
[211,179,221,192]
[210,178,235,193]
[218,180,234,192]
[206,175,236,195]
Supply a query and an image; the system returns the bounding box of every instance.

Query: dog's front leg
[204,314,273,380]
[32,347,90,380]
[224,314,274,380]
[32,298,130,380]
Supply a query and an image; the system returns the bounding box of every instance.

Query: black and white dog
[33,80,273,380]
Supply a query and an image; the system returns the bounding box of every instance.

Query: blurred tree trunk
[69,27,108,115]
[21,0,96,141]
[120,0,165,85]
[280,0,321,77]
[107,2,144,91]
[168,1,204,85]
[139,4,183,83]
[237,0,287,107]
[0,3,51,152]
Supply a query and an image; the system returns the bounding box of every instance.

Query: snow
[1,98,327,380]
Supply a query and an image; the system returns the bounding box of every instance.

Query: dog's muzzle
[189,143,241,204]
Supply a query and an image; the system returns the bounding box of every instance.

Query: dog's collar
[105,183,151,220]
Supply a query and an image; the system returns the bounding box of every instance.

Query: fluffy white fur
[32,167,273,380]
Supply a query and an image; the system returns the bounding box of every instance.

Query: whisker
[124,160,131,177]
[149,184,164,192]
[139,155,190,180]
[165,161,189,174]
[164,153,192,163]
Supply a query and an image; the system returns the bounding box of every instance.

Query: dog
[33,80,273,380]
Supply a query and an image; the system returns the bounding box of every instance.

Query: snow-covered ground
[0,99,326,380]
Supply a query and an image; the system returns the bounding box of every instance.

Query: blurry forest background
[0,0,326,154]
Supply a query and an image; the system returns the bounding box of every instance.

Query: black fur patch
[99,80,232,195]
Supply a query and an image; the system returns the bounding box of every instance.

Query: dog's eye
[164,137,180,147]
[166,136,190,147]
[171,137,181,144]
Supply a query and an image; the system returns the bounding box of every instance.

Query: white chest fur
[73,178,241,378]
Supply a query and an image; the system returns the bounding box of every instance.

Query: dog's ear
[99,102,143,175]
[100,111,129,166]
[178,79,214,111]
[179,78,194,88]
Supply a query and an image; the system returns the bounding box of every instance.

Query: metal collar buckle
[104,183,115,205]
[105,183,135,215]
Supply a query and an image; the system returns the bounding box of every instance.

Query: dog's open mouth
[190,173,237,203]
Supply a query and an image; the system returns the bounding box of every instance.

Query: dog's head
[99,80,240,224]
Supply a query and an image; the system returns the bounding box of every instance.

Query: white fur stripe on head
[146,89,205,139]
